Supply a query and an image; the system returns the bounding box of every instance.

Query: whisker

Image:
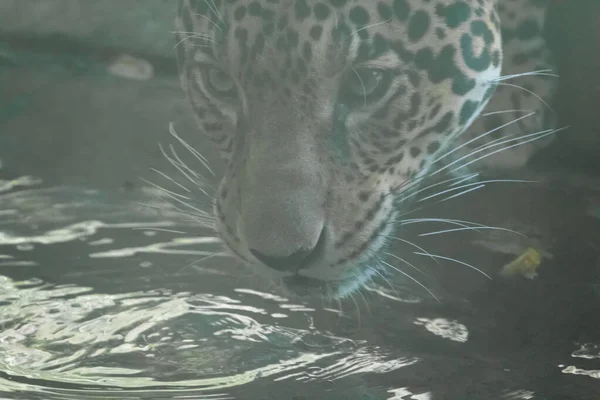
[448,173,481,187]
[493,82,554,111]
[448,126,568,175]
[395,172,480,205]
[413,252,492,280]
[387,236,441,267]
[144,179,212,216]
[368,266,399,296]
[206,0,226,24]
[169,122,216,176]
[418,179,536,203]
[397,217,487,227]
[348,293,362,326]
[352,67,368,108]
[179,251,230,274]
[169,143,208,183]
[441,183,486,201]
[159,143,199,186]
[355,286,372,317]
[136,202,215,228]
[172,30,217,39]
[132,227,188,234]
[396,218,485,234]
[392,179,486,221]
[381,157,467,198]
[380,260,439,302]
[173,32,219,49]
[481,109,534,116]
[331,17,392,65]
[383,251,427,276]
[492,69,559,82]
[350,18,393,38]
[431,127,557,177]
[433,112,536,164]
[168,146,216,200]
[419,225,528,238]
[190,11,224,31]
[140,198,215,227]
[141,178,192,200]
[150,168,191,193]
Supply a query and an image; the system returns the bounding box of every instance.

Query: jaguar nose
[249,227,326,272]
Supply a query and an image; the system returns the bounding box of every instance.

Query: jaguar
[173,0,558,298]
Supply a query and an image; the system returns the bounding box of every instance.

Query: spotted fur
[174,0,557,298]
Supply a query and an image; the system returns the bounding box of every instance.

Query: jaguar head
[175,0,501,298]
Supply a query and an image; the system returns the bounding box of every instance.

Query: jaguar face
[175,0,502,298]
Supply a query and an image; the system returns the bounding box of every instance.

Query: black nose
[250,228,325,272]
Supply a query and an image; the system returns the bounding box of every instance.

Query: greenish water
[0,177,599,400]
[0,32,598,400]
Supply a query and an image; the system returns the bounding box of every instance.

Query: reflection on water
[0,178,421,399]
[0,274,370,391]
[0,177,598,399]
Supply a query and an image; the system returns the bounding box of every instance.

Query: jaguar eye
[204,67,237,98]
[341,68,392,107]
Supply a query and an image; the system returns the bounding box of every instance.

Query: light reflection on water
[0,181,420,399]
[0,178,598,399]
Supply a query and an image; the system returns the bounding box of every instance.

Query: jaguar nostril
[250,228,326,272]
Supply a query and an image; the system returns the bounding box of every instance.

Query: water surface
[1,174,599,400]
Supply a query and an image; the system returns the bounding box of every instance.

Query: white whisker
[144,180,212,216]
[368,266,399,296]
[449,126,568,175]
[494,82,554,111]
[380,260,439,302]
[206,0,225,24]
[169,143,208,183]
[395,172,480,204]
[481,109,534,116]
[492,69,559,82]
[168,146,216,200]
[180,251,230,274]
[169,122,216,176]
[136,202,214,227]
[419,225,528,238]
[419,178,535,203]
[150,168,191,193]
[159,143,199,186]
[352,67,368,108]
[141,178,191,200]
[132,227,187,234]
[355,286,372,316]
[173,32,219,49]
[190,10,224,31]
[383,251,427,275]
[441,184,485,201]
[433,112,536,164]
[413,252,491,280]
[432,127,557,177]
[350,18,393,38]
[348,293,362,325]
[387,236,441,267]
[397,217,486,231]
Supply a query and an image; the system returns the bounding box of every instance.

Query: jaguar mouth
[250,213,396,299]
[281,267,380,299]
[282,274,326,288]
[279,245,384,299]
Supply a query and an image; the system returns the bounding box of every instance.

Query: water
[1,175,599,400]
[1,34,599,400]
